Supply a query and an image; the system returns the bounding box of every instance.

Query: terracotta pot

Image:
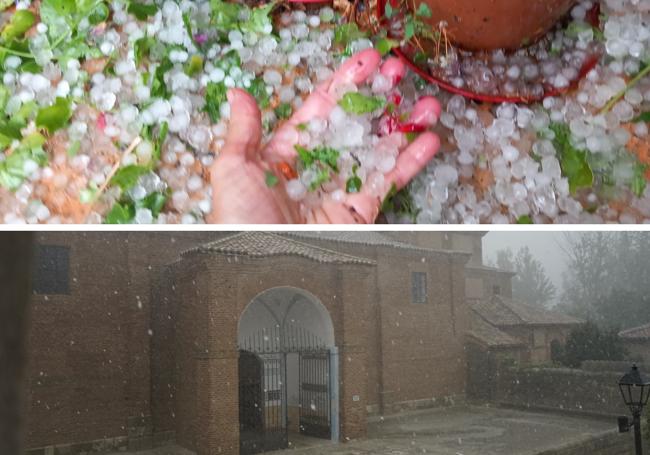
[418,0,578,50]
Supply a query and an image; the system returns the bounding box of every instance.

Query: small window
[411,272,427,304]
[33,244,70,295]
[493,285,501,296]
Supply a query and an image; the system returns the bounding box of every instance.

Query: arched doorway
[238,287,339,455]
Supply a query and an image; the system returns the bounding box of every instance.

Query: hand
[208,49,441,224]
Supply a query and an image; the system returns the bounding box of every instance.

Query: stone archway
[237,287,340,454]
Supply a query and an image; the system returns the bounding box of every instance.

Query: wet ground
[111,405,616,455]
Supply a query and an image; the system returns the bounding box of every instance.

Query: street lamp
[618,364,650,455]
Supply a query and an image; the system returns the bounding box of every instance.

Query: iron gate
[239,325,332,453]
[239,351,288,455]
[299,350,331,439]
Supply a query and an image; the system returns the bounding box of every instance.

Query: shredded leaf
[375,37,399,56]
[633,112,650,123]
[346,166,362,193]
[110,164,150,190]
[1,10,36,43]
[127,1,159,20]
[265,170,279,187]
[204,81,228,122]
[274,103,292,120]
[334,23,367,46]
[338,92,386,115]
[240,1,275,34]
[36,97,72,134]
[549,122,594,194]
[415,3,432,18]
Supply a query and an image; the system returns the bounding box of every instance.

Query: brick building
[24,231,577,455]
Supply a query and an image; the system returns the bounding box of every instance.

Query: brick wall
[25,232,473,454]
[489,366,629,417]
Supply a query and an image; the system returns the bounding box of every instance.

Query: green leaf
[133,36,154,66]
[295,144,314,167]
[0,0,13,11]
[127,1,159,20]
[204,81,227,123]
[265,170,279,187]
[633,112,650,123]
[1,10,36,43]
[36,97,72,134]
[375,37,399,56]
[0,86,9,113]
[79,185,98,203]
[67,139,80,157]
[334,23,367,46]
[151,57,173,99]
[240,1,275,34]
[381,182,398,212]
[274,102,292,120]
[404,20,415,40]
[415,3,432,18]
[110,164,150,190]
[338,92,386,115]
[210,0,241,31]
[104,202,135,224]
[384,2,394,19]
[139,191,166,216]
[516,215,534,224]
[0,136,47,190]
[88,3,109,24]
[152,121,168,162]
[549,122,594,194]
[295,144,340,181]
[632,164,647,198]
[309,166,331,191]
[185,54,203,76]
[247,77,270,109]
[218,49,241,69]
[0,120,23,140]
[346,174,362,193]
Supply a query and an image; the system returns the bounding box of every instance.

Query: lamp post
[618,364,650,455]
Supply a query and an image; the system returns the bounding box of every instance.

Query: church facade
[24,232,575,455]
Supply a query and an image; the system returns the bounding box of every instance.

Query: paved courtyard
[110,405,616,455]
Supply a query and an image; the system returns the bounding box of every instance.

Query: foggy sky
[483,232,567,303]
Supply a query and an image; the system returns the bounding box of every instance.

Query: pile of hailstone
[1,0,650,224]
[394,0,650,224]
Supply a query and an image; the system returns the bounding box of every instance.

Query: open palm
[208,49,442,224]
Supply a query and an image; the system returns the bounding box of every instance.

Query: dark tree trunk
[0,233,33,455]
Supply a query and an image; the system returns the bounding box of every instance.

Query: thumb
[221,88,263,160]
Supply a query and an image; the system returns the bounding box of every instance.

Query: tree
[491,246,556,307]
[556,321,627,368]
[558,232,650,330]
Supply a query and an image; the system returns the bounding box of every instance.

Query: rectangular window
[33,244,70,295]
[493,285,501,296]
[411,272,427,304]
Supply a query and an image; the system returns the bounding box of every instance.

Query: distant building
[470,295,582,364]
[619,323,650,364]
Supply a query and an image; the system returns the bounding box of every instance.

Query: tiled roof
[620,323,650,340]
[472,295,583,327]
[466,264,516,275]
[467,312,524,348]
[284,232,468,256]
[185,232,376,266]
